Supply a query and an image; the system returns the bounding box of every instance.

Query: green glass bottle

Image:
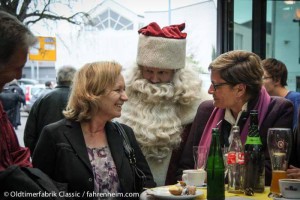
[244,110,265,194]
[206,128,225,200]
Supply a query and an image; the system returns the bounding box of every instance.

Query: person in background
[24,65,77,154]
[0,11,36,170]
[0,84,20,128]
[118,22,211,186]
[7,79,25,130]
[287,107,300,179]
[45,80,54,89]
[32,61,156,199]
[262,58,300,130]
[178,50,293,186]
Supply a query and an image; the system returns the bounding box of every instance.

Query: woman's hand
[286,165,300,179]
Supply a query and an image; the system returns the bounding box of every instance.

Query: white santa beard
[120,80,185,161]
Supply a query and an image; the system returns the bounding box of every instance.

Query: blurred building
[24,0,300,91]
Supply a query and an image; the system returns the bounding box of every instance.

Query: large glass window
[267,0,300,91]
[88,8,133,31]
[233,0,252,52]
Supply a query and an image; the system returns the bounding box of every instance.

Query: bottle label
[227,152,236,164]
[237,152,245,164]
[245,137,262,145]
[227,152,244,164]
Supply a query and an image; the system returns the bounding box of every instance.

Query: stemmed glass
[193,146,208,170]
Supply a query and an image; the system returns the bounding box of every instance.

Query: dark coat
[165,124,191,185]
[177,96,294,186]
[290,107,300,167]
[32,119,156,199]
[0,165,65,200]
[0,90,19,126]
[24,85,71,154]
[8,83,25,127]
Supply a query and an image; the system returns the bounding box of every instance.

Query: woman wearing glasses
[177,50,293,186]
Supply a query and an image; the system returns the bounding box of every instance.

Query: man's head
[141,66,175,84]
[136,22,187,84]
[262,58,288,95]
[0,11,37,89]
[45,81,54,89]
[121,63,203,160]
[56,65,77,86]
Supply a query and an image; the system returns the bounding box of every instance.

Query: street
[15,111,28,147]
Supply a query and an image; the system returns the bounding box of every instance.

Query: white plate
[197,183,207,188]
[147,187,203,200]
[273,197,300,200]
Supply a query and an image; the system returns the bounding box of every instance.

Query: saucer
[273,197,300,200]
[147,187,203,200]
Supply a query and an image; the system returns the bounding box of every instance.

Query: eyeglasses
[262,76,272,80]
[211,82,231,91]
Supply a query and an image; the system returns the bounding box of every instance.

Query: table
[140,186,272,200]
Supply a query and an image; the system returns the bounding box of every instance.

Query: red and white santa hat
[136,22,187,70]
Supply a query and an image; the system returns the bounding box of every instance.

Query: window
[267,0,300,91]
[234,0,252,52]
[234,33,243,49]
[88,8,134,31]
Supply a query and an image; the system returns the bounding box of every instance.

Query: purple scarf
[198,87,271,152]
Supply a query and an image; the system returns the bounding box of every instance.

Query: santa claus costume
[119,22,211,186]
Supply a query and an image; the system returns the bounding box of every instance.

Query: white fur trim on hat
[136,34,186,69]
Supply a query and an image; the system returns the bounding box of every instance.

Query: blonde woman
[33,61,156,199]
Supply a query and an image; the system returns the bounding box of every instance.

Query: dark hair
[261,58,287,86]
[45,81,52,87]
[0,11,37,66]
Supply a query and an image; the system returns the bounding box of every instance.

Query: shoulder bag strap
[113,121,136,165]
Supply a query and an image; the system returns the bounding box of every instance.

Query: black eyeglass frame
[211,82,231,91]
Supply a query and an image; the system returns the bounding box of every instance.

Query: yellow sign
[29,36,56,61]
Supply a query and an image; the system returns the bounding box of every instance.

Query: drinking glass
[193,146,208,170]
[267,128,292,196]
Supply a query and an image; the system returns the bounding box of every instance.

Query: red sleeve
[0,102,32,170]
[8,129,32,168]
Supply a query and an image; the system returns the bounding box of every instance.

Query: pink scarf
[198,87,271,152]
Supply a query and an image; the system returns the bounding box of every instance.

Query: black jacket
[0,89,20,127]
[0,165,65,200]
[24,85,71,154]
[32,119,156,199]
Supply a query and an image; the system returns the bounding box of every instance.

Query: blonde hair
[63,61,122,121]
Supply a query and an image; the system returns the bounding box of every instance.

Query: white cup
[279,179,300,199]
[182,169,206,186]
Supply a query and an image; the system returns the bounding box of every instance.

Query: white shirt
[224,102,248,144]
